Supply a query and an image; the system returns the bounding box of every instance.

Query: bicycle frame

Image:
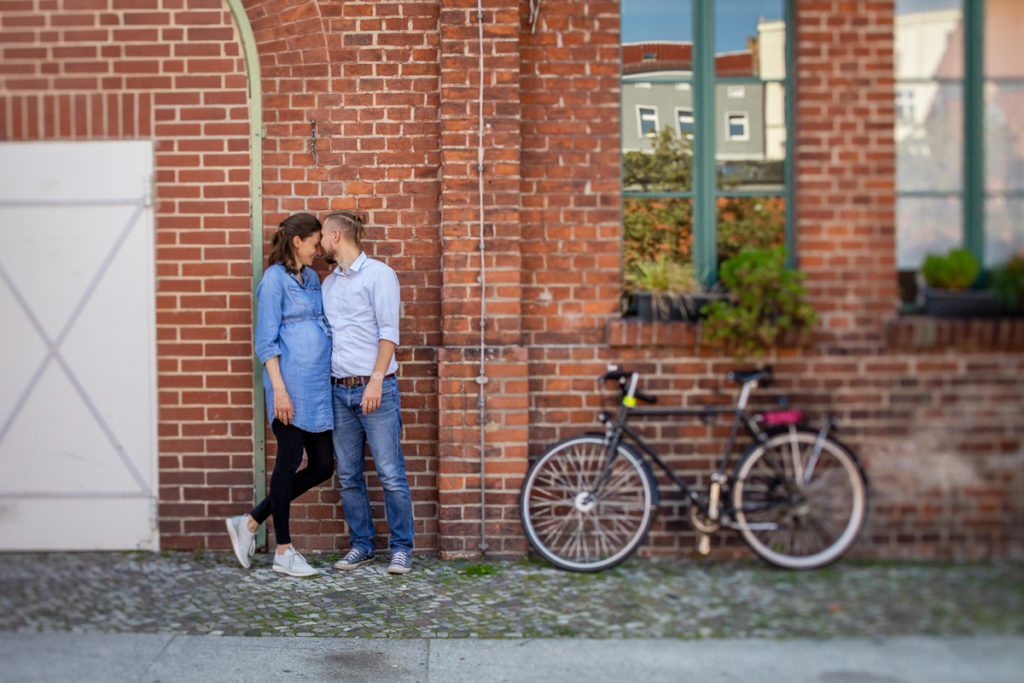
[598,372,772,517]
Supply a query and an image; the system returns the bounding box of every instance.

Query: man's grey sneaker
[333,547,375,571]
[225,515,255,569]
[272,547,318,578]
[387,550,413,575]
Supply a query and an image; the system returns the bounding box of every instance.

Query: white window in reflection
[639,107,658,136]
[726,113,749,141]
[896,89,916,122]
[676,108,694,138]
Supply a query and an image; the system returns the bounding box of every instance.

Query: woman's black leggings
[250,420,334,545]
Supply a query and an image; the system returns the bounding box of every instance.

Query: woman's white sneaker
[273,547,318,577]
[225,515,256,569]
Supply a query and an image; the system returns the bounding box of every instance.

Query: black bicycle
[519,365,868,572]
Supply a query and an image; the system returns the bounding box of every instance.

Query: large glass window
[983,1,1024,266]
[621,0,790,292]
[896,0,1024,278]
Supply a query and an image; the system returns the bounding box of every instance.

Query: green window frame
[620,0,795,289]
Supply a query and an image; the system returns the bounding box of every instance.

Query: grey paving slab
[143,635,427,683]
[0,632,174,683]
[427,636,1024,683]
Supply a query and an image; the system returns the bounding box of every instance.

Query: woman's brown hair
[268,212,322,273]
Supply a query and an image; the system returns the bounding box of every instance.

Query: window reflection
[716,0,785,78]
[716,197,785,266]
[986,198,1024,267]
[896,84,964,194]
[895,1,965,275]
[895,0,1024,272]
[621,2,788,188]
[621,1,788,291]
[623,197,694,272]
[984,1,1024,266]
[898,196,962,269]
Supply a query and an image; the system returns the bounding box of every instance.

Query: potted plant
[920,247,1002,318]
[624,256,701,322]
[989,251,1024,315]
[700,246,817,357]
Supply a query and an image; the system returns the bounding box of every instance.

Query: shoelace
[391,551,409,566]
[344,549,366,563]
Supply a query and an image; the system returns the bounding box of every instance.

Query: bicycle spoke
[597,465,640,497]
[597,499,648,511]
[527,498,576,513]
[533,511,577,540]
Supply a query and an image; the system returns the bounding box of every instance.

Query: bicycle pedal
[698,534,711,555]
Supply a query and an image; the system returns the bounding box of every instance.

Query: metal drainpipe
[226,0,266,549]
[475,0,489,555]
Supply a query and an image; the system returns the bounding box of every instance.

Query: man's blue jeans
[331,376,414,553]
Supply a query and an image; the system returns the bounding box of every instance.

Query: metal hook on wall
[309,119,318,167]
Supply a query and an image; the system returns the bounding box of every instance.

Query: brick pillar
[436,0,529,559]
[794,0,899,350]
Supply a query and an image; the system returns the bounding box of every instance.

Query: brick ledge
[886,315,1024,351]
[607,318,702,348]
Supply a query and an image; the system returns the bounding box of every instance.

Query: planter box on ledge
[923,287,1005,318]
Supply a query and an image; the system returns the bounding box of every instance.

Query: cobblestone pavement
[1,551,1022,639]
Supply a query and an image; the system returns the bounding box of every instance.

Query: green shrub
[623,257,697,295]
[921,248,980,290]
[701,247,816,358]
[990,252,1024,309]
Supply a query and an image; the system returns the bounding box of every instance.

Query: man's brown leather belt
[331,373,395,387]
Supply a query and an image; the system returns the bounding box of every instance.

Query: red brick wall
[0,0,255,550]
[434,0,530,558]
[794,0,900,349]
[4,0,1022,561]
[520,0,623,455]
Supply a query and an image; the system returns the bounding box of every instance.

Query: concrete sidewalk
[1,632,1021,682]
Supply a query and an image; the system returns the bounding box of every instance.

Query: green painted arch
[226,0,267,537]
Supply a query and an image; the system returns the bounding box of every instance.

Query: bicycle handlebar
[599,365,658,404]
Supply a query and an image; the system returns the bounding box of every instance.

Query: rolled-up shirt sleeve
[374,267,401,346]
[254,268,283,364]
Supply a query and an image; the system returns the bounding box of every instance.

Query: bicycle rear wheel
[732,428,867,570]
[520,434,657,572]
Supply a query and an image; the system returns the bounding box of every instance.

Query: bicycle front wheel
[520,434,657,572]
[732,428,867,570]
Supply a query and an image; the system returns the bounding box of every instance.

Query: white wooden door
[0,141,158,550]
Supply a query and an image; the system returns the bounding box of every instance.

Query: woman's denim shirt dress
[254,264,333,433]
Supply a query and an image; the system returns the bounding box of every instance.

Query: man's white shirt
[322,251,400,378]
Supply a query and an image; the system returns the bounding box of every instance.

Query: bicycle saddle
[726,366,772,385]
